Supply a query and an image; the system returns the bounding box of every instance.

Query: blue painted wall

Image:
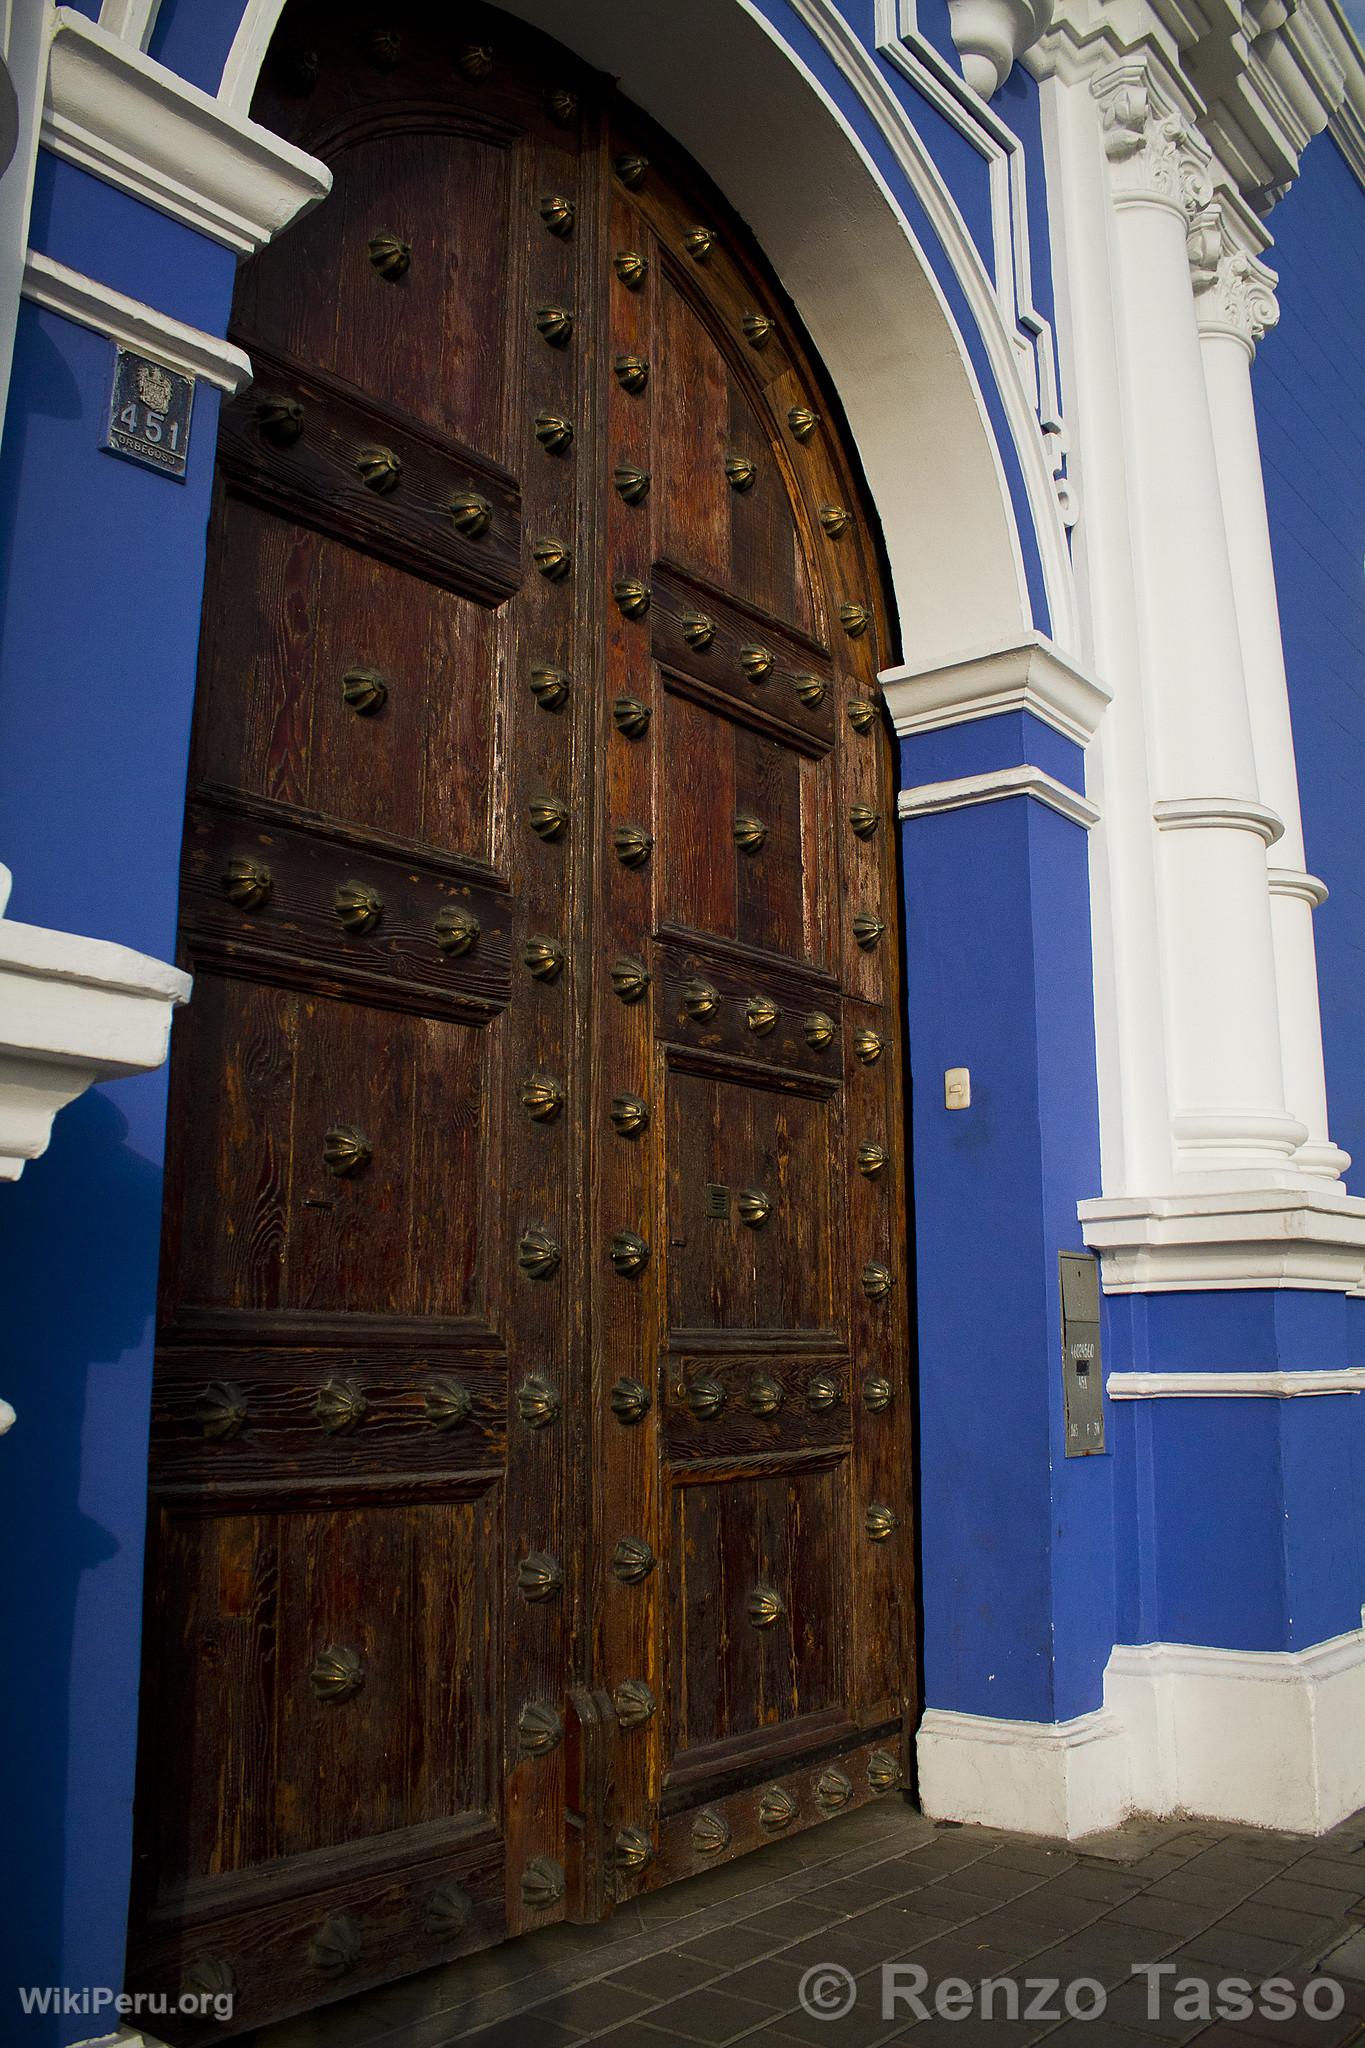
[0,295,223,2043]
[1256,138,1365,1186]
[902,724,1111,1725]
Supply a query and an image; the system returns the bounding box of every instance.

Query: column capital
[1092,60,1213,217]
[1188,199,1280,356]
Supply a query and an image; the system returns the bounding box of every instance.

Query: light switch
[944,1067,971,1110]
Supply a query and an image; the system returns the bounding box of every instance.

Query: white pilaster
[1095,60,1303,1181]
[1191,196,1350,1183]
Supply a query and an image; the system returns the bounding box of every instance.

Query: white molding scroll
[899,762,1100,828]
[1107,1367,1365,1397]
[1078,1187,1365,1290]
[0,861,190,1183]
[21,249,253,391]
[43,7,329,256]
[880,630,1111,745]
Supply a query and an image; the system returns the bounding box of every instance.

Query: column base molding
[1078,1187,1365,1291]
[917,1628,1365,1839]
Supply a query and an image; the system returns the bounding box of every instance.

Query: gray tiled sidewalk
[248,1804,1365,2048]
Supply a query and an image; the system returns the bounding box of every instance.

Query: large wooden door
[129,4,914,2035]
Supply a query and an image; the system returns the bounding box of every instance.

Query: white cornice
[1078,1187,1365,1290]
[1031,0,1358,205]
[0,860,190,1183]
[1311,0,1365,188]
[43,8,329,256]
[899,762,1100,827]
[880,630,1111,744]
[21,250,252,392]
[1108,1367,1365,1396]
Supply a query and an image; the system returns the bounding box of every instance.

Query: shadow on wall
[0,1089,164,2041]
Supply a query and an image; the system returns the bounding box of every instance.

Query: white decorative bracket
[0,862,190,1185]
[948,0,1055,99]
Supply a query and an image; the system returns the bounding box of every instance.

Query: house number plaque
[102,348,194,481]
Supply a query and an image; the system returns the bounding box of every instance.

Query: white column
[1094,61,1304,1182]
[1191,204,1350,1182]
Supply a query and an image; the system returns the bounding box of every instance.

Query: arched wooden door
[128,3,915,2034]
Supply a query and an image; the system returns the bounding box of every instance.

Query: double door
[129,4,914,2034]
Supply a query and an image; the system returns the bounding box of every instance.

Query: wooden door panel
[167,973,492,1323]
[659,692,827,969]
[655,281,815,640]
[235,128,516,464]
[667,1459,848,1765]
[143,1490,498,1888]
[663,1068,836,1336]
[192,500,501,861]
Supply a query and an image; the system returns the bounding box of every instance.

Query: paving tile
[888,1935,1032,1984]
[453,2018,585,2048]
[673,1924,788,1968]
[1013,1939,1138,1990]
[1100,1978,1216,2040]
[942,1860,1055,1901]
[715,1955,809,2008]
[1318,1932,1365,1981]
[1041,1865,1148,1905]
[843,1905,986,1955]
[738,1898,850,1940]
[1253,1879,1365,1919]
[1221,1904,1348,1952]
[1179,1928,1308,1977]
[1229,1987,1365,2046]
[779,1929,900,1975]
[883,1885,990,1923]
[802,1874,924,1914]
[989,1844,1082,1877]
[521,1981,659,2030]
[1110,1896,1226,1938]
[775,2001,923,2047]
[1144,1872,1261,1908]
[636,1986,779,2042]
[604,1950,728,1999]
[1016,2023,1153,2048]
[980,1888,1113,1935]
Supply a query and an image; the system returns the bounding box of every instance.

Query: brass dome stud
[222,857,272,909]
[367,232,410,280]
[540,195,575,237]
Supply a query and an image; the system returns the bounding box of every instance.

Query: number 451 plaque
[102,348,194,481]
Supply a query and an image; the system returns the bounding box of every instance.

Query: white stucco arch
[219,0,1075,664]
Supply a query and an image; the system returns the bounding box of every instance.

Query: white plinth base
[917,1704,1131,1838]
[1079,1188,1365,1292]
[917,1628,1365,1839]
